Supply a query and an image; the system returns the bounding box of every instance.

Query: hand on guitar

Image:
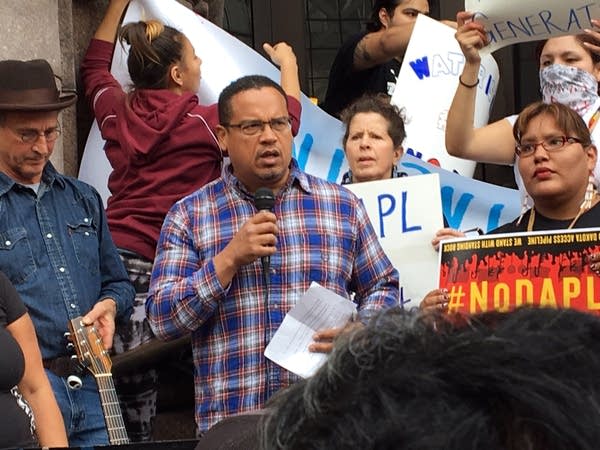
[83,298,118,350]
[68,314,130,445]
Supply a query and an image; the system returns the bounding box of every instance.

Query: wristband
[459,75,479,88]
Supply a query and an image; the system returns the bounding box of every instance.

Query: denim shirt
[0,163,133,359]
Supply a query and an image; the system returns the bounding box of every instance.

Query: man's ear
[216,125,228,155]
[378,8,391,29]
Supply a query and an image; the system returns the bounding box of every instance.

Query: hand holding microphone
[213,188,277,288]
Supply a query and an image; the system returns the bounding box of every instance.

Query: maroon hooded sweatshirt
[81,39,301,261]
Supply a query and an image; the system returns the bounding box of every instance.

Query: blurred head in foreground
[262,307,600,450]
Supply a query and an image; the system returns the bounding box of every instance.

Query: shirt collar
[0,162,65,196]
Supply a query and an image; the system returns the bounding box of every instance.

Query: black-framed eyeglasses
[223,116,291,136]
[515,135,583,157]
[9,126,61,144]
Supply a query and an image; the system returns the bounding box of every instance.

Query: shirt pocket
[307,234,353,284]
[67,220,99,275]
[0,228,37,284]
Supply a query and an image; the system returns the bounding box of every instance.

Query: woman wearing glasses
[80,0,300,441]
[491,101,598,233]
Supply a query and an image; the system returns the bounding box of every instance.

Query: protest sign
[346,174,443,306]
[439,228,600,315]
[465,0,600,53]
[392,14,499,177]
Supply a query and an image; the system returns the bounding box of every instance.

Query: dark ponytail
[119,19,185,89]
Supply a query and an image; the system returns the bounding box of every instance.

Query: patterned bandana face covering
[540,64,599,115]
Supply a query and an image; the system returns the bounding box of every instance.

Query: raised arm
[9,313,68,447]
[445,11,515,164]
[263,42,300,102]
[80,0,131,119]
[94,0,130,43]
[353,26,415,71]
[262,42,302,135]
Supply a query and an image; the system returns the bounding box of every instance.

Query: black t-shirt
[321,31,401,117]
[490,202,600,234]
[0,271,36,449]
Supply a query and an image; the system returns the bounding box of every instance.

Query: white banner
[465,0,600,53]
[392,15,499,177]
[346,174,444,307]
[79,0,347,204]
[400,154,520,233]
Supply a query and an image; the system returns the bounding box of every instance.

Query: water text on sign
[408,53,496,99]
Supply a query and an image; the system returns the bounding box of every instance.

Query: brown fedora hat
[0,59,77,111]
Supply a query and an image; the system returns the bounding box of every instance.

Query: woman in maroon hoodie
[80,0,301,441]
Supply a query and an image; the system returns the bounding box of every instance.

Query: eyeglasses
[223,116,291,136]
[9,126,61,144]
[515,135,583,157]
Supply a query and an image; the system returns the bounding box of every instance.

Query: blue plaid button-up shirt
[147,159,399,432]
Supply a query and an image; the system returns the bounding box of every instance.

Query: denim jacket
[0,163,133,359]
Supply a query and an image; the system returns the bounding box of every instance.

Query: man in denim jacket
[0,59,134,446]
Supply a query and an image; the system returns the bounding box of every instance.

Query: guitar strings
[77,323,130,444]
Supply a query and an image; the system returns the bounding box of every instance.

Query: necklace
[526,192,597,232]
[587,104,600,133]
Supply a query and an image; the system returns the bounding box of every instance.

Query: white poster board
[465,0,600,53]
[346,174,443,307]
[392,15,499,177]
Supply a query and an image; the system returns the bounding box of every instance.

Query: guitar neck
[96,374,130,445]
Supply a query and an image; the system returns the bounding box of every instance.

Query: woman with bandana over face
[445,12,600,202]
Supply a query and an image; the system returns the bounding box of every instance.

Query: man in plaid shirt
[146,75,399,433]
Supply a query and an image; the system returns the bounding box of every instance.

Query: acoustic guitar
[67,316,130,445]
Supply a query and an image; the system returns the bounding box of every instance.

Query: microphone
[254,187,276,278]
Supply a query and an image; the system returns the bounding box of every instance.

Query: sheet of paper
[264,282,357,378]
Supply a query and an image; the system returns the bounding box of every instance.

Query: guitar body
[68,316,130,445]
